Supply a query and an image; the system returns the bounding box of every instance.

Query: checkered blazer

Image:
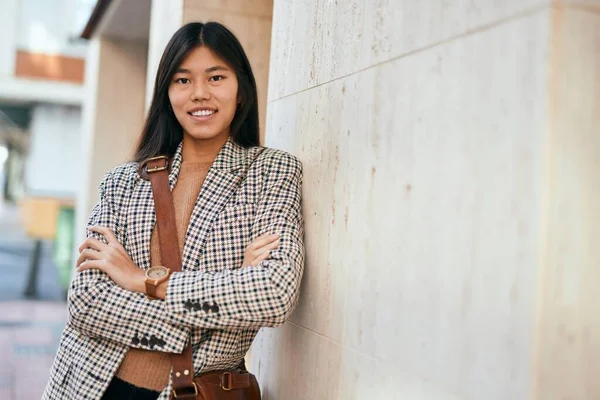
[42,139,304,400]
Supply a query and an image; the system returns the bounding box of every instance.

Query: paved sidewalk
[0,301,67,399]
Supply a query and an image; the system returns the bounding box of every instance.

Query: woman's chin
[183,129,230,142]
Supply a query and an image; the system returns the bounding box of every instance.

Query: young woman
[43,21,304,400]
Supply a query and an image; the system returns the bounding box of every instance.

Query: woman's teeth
[191,110,216,117]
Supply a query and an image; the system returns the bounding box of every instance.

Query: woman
[43,21,304,400]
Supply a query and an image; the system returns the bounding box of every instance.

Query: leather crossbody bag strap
[139,156,198,399]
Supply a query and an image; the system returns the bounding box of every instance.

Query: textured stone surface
[267,0,550,100]
[255,5,552,399]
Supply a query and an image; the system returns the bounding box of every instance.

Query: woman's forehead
[178,46,230,72]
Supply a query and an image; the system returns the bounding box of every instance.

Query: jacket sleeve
[67,169,191,353]
[163,152,305,330]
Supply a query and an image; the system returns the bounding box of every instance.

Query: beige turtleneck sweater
[115,161,212,391]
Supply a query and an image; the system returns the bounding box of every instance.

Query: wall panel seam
[286,320,412,367]
[267,3,551,105]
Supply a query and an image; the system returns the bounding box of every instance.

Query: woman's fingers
[247,233,279,251]
[242,233,280,267]
[76,260,104,273]
[249,238,280,266]
[252,237,280,256]
[88,226,118,245]
[88,226,127,256]
[78,237,108,254]
[76,248,102,268]
[251,248,273,266]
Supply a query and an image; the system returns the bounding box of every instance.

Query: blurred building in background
[0,1,96,399]
[0,0,96,203]
[0,0,97,299]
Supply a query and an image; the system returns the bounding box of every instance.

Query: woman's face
[168,46,239,143]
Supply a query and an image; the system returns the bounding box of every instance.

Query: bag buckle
[221,372,233,391]
[172,382,198,398]
[138,156,169,180]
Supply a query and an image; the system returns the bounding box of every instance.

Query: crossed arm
[67,155,304,353]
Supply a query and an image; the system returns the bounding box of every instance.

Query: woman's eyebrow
[174,66,230,74]
[205,65,229,73]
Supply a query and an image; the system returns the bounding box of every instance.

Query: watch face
[147,267,168,279]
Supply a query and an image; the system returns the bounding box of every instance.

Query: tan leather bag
[139,156,261,400]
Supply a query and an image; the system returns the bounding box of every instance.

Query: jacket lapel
[181,138,247,270]
[127,143,184,270]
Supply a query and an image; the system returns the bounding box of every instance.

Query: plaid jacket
[42,139,304,400]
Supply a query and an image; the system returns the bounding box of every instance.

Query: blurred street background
[0,199,68,399]
[0,192,68,400]
[0,0,94,397]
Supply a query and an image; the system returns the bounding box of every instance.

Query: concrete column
[145,0,184,109]
[534,3,600,399]
[182,0,273,142]
[76,37,148,247]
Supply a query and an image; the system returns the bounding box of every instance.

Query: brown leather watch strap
[139,156,196,398]
[145,280,159,299]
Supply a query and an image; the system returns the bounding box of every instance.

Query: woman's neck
[181,132,229,163]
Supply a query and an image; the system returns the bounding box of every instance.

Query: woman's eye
[176,78,190,84]
[209,75,224,82]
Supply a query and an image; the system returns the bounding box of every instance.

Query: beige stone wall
[250,1,598,399]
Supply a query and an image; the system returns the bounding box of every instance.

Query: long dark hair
[133,22,260,162]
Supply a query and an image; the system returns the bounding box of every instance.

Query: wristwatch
[145,266,171,300]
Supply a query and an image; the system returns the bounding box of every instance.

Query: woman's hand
[76,226,145,293]
[243,233,280,267]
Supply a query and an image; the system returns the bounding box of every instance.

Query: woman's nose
[191,81,210,101]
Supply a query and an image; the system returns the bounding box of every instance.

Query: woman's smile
[188,107,218,122]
